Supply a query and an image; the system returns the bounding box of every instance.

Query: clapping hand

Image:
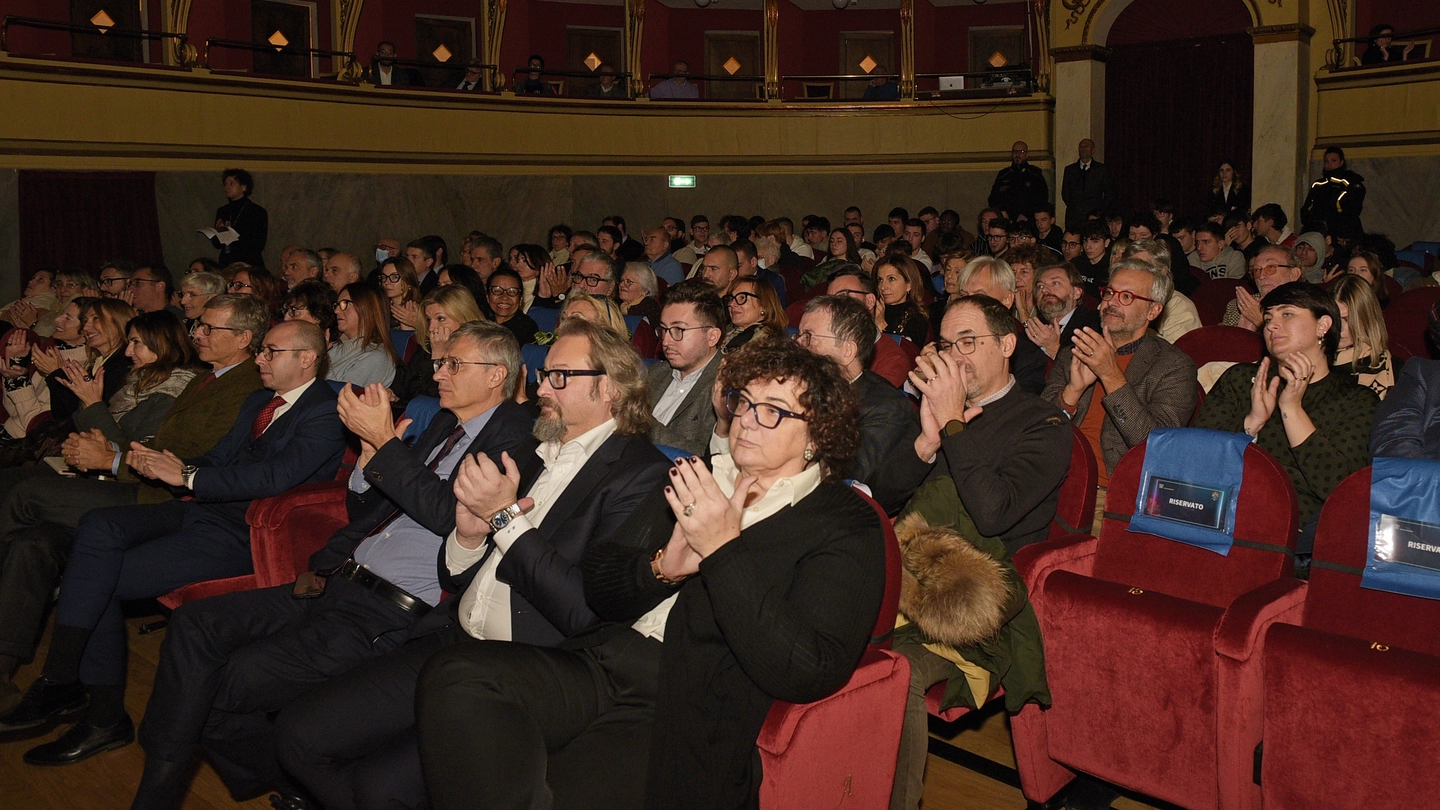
[909,346,983,460]
[1244,357,1280,437]
[8,300,38,329]
[1276,351,1316,411]
[126,443,186,486]
[452,451,527,549]
[56,360,104,407]
[663,457,751,558]
[338,383,405,465]
[31,345,62,376]
[62,429,115,472]
[1024,317,1061,358]
[538,262,570,299]
[1235,287,1263,330]
[392,300,420,330]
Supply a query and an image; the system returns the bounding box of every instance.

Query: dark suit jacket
[1056,305,1103,356]
[185,380,347,530]
[1371,358,1440,460]
[213,197,269,267]
[422,431,671,647]
[1061,161,1116,230]
[1012,331,1049,396]
[646,352,721,457]
[417,269,440,298]
[853,370,924,513]
[133,359,265,503]
[1041,334,1198,473]
[617,237,645,264]
[309,399,539,572]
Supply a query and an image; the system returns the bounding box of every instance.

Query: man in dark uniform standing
[988,141,1049,224]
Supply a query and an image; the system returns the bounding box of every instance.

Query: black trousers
[275,626,460,810]
[0,468,138,662]
[137,576,416,800]
[416,630,661,810]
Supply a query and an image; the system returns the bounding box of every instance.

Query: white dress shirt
[651,352,718,426]
[447,418,619,641]
[630,449,823,642]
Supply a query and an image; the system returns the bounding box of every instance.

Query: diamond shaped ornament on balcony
[859,55,877,74]
[723,57,741,75]
[988,50,1008,68]
[268,30,289,50]
[584,52,602,71]
[90,10,115,33]
[433,43,453,62]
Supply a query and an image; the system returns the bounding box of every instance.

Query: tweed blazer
[645,352,721,457]
[1041,333,1198,474]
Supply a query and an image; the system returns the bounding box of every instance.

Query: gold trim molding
[1050,45,1110,63]
[1248,23,1314,45]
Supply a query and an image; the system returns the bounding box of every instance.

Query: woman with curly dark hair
[415,338,887,810]
[281,281,339,345]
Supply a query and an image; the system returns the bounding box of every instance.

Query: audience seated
[1026,262,1101,360]
[123,321,535,809]
[1224,244,1301,330]
[378,255,422,331]
[270,318,669,810]
[560,292,628,336]
[0,320,344,767]
[647,280,724,457]
[826,267,917,388]
[721,276,785,353]
[617,261,662,323]
[1371,304,1440,458]
[0,270,59,337]
[176,271,225,329]
[1331,273,1398,399]
[874,256,931,346]
[1196,281,1378,557]
[415,338,883,810]
[797,295,923,512]
[954,256,1048,395]
[1041,258,1198,525]
[1123,239,1201,342]
[392,285,484,410]
[486,268,539,347]
[328,282,399,387]
[1,296,91,441]
[225,264,285,319]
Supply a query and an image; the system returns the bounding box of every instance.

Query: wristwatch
[943,419,967,436]
[181,464,199,490]
[488,502,524,532]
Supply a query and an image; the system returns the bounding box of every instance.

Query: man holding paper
[209,169,268,268]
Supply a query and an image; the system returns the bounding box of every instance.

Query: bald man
[989,140,1049,223]
[644,227,685,286]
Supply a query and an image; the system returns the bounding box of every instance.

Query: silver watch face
[489,510,512,531]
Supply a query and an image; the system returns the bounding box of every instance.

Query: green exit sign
[668,175,697,189]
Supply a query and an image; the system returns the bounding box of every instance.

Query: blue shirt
[649,253,686,286]
[351,404,498,605]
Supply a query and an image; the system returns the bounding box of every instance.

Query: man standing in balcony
[1061,138,1115,231]
[989,141,1049,224]
[650,60,700,99]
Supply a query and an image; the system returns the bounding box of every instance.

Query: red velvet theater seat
[157,481,348,609]
[1173,325,1266,368]
[1010,437,1301,810]
[1260,468,1440,810]
[757,489,908,810]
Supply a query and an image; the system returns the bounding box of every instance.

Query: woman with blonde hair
[722,276,786,353]
[1331,274,1398,399]
[561,292,628,337]
[391,285,484,408]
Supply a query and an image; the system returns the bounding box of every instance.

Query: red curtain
[1103,33,1254,219]
[18,171,164,274]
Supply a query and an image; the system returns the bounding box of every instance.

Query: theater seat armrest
[1013,534,1098,595]
[756,648,904,755]
[246,481,348,530]
[1214,578,1308,662]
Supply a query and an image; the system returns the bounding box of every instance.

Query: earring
[803,448,814,461]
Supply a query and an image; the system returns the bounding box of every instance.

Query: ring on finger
[683,502,696,517]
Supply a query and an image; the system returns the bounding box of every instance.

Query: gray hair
[1109,257,1174,307]
[956,256,1017,294]
[622,262,659,298]
[294,249,322,271]
[181,271,227,296]
[575,252,619,284]
[205,293,270,354]
[449,320,522,399]
[55,269,100,297]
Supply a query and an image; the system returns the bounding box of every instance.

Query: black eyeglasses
[536,367,606,389]
[656,324,716,341]
[227,281,253,291]
[792,330,842,348]
[258,346,307,361]
[379,273,405,284]
[127,278,162,288]
[335,299,353,312]
[723,389,807,429]
[935,334,998,355]
[282,305,306,319]
[191,322,245,337]
[723,292,757,306]
[433,358,500,374]
[489,287,522,299]
[99,276,128,287]
[570,272,607,288]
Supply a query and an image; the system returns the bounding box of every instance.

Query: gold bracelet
[650,547,690,586]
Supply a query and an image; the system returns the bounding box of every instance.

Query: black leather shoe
[0,676,88,732]
[130,754,192,810]
[23,715,134,765]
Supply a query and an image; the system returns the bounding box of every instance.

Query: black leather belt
[336,559,431,616]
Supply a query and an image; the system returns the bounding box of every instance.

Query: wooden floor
[2,613,1164,810]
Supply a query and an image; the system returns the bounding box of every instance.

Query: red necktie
[251,394,286,438]
[195,372,216,392]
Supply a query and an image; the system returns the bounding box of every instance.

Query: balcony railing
[1329,25,1440,70]
[1,14,193,66]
